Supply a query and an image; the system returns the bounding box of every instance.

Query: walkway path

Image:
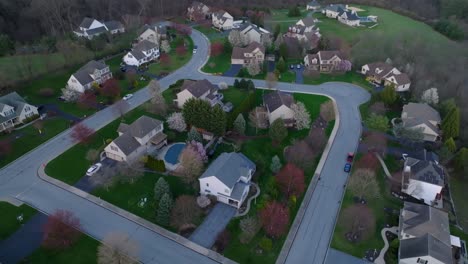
[374,226,398,264]
[236,182,260,217]
[376,153,393,180]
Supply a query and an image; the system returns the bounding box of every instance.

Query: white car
[86,163,102,176]
[123,94,133,100]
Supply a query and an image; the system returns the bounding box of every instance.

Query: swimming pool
[164,143,186,165]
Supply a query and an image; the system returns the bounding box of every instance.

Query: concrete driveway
[189,203,236,248]
[223,64,242,77]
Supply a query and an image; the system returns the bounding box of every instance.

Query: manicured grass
[0,118,70,168]
[268,8,308,24]
[278,70,296,83]
[22,235,99,264]
[220,87,245,108]
[193,25,225,40]
[202,49,231,74]
[449,174,468,231]
[0,202,37,240]
[147,35,193,76]
[303,72,373,91]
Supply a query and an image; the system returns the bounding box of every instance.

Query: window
[206,183,209,187]
[25,106,30,112]
[110,146,118,151]
[205,189,211,193]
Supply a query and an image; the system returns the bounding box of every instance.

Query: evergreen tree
[156,193,173,226]
[154,178,171,203]
[380,85,397,105]
[269,119,288,144]
[279,43,288,60]
[233,114,246,135]
[274,24,281,39]
[182,98,211,129]
[187,126,202,142]
[444,137,456,153]
[442,107,460,139]
[276,57,286,73]
[223,38,233,54]
[210,105,227,136]
[270,155,282,173]
[234,79,240,89]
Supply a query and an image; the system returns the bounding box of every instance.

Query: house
[231,41,265,66]
[263,91,295,126]
[73,17,124,39]
[199,152,256,208]
[137,23,167,46]
[337,9,360,26]
[0,92,39,132]
[401,103,441,142]
[304,51,345,73]
[399,202,459,264]
[361,62,411,91]
[322,4,348,18]
[237,22,271,45]
[211,10,233,30]
[187,1,211,21]
[123,40,160,67]
[104,116,167,162]
[175,79,223,108]
[66,60,112,93]
[402,157,444,207]
[286,18,321,50]
[306,0,321,10]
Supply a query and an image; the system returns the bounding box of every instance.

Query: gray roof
[239,22,269,35]
[339,9,360,21]
[404,158,444,186]
[230,182,250,201]
[231,41,265,60]
[73,60,109,85]
[263,91,294,112]
[318,50,343,61]
[298,17,316,27]
[402,103,441,132]
[0,92,32,123]
[112,116,162,155]
[130,40,158,60]
[79,17,95,28]
[104,20,124,31]
[200,152,256,189]
[399,234,452,263]
[325,4,347,12]
[363,62,395,79]
[113,133,142,155]
[181,79,217,98]
[86,26,108,36]
[307,1,320,7]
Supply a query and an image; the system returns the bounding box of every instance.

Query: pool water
[164,143,186,165]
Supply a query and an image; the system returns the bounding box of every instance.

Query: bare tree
[265,72,277,89]
[116,161,144,184]
[89,165,118,191]
[114,100,130,118]
[320,101,335,122]
[85,149,100,162]
[339,204,375,243]
[146,80,167,116]
[98,232,139,264]
[171,195,202,230]
[347,168,380,200]
[178,147,204,184]
[285,140,315,170]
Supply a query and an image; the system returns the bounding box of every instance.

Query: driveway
[39,104,81,122]
[294,67,304,84]
[325,248,370,264]
[189,203,236,248]
[222,64,242,77]
[267,60,276,72]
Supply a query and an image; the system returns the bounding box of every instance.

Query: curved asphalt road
[0,29,369,264]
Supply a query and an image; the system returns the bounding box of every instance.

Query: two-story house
[137,23,167,46]
[73,17,125,39]
[263,91,295,127]
[361,62,411,91]
[337,9,361,26]
[66,60,112,93]
[199,152,256,208]
[286,17,321,50]
[304,51,345,73]
[0,92,39,132]
[401,103,441,142]
[322,4,348,18]
[123,40,160,67]
[211,10,233,30]
[187,1,211,21]
[175,79,223,108]
[231,41,265,66]
[104,116,167,162]
[306,0,321,10]
[236,22,271,45]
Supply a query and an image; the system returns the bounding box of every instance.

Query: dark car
[290,64,294,69]
[344,163,352,173]
[347,152,355,163]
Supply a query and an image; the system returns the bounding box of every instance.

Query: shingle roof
[402,103,441,132]
[200,152,256,189]
[306,54,319,64]
[399,234,452,263]
[240,22,269,35]
[113,133,142,155]
[0,92,32,123]
[104,20,123,31]
[308,1,320,7]
[298,17,316,27]
[73,60,108,85]
[388,72,411,85]
[231,41,265,60]
[79,17,95,29]
[263,91,294,112]
[339,9,360,21]
[181,79,217,98]
[129,40,158,60]
[363,62,394,79]
[405,158,444,186]
[318,50,342,61]
[112,116,162,155]
[86,26,108,36]
[325,4,347,12]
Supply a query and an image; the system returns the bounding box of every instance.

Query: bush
[114,70,125,80]
[166,130,176,142]
[259,237,273,251]
[227,91,256,129]
[145,156,166,172]
[434,19,464,40]
[38,88,55,97]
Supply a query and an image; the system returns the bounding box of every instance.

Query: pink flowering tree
[337,60,352,72]
[187,140,208,163]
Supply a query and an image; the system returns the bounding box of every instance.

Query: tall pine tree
[210,105,227,136]
[442,107,460,139]
[156,193,173,226]
[154,178,171,204]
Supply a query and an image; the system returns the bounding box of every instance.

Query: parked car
[290,64,294,69]
[222,102,233,112]
[193,45,198,54]
[296,64,301,69]
[344,163,352,173]
[123,94,133,100]
[86,163,102,176]
[347,152,354,162]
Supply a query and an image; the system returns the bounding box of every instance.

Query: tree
[209,105,227,136]
[182,98,211,129]
[455,147,468,171]
[276,163,305,198]
[291,102,311,130]
[101,78,121,99]
[265,72,278,89]
[233,114,246,135]
[444,138,456,153]
[337,60,352,72]
[171,195,202,230]
[160,40,171,53]
[97,232,138,264]
[354,152,380,171]
[260,201,289,238]
[117,161,144,184]
[218,82,228,90]
[86,149,99,162]
[276,57,286,73]
[214,230,231,252]
[210,42,224,56]
[339,204,375,242]
[279,43,288,59]
[187,140,208,163]
[78,91,97,110]
[160,53,171,69]
[154,178,171,203]
[285,140,315,170]
[187,126,202,142]
[71,123,94,144]
[306,127,327,153]
[0,140,12,157]
[421,88,439,105]
[365,113,389,132]
[247,62,261,76]
[167,112,187,132]
[320,101,335,122]
[147,80,167,116]
[270,155,282,173]
[269,119,288,144]
[156,193,173,226]
[42,210,81,250]
[369,102,386,115]
[362,132,387,156]
[274,24,281,40]
[0,34,14,56]
[89,165,118,191]
[228,30,247,47]
[274,34,284,50]
[61,87,81,102]
[179,147,204,184]
[175,45,187,57]
[442,106,460,139]
[223,38,233,54]
[380,85,397,106]
[348,169,380,200]
[440,99,457,118]
[114,99,130,118]
[239,216,260,243]
[38,88,55,98]
[287,5,301,17]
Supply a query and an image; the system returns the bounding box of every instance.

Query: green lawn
[202,45,231,74]
[0,202,37,240]
[22,235,99,264]
[0,118,70,168]
[193,25,225,40]
[303,72,373,90]
[279,70,296,83]
[449,174,468,231]
[220,87,246,108]
[148,35,193,76]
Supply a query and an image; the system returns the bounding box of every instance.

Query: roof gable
[263,91,294,112]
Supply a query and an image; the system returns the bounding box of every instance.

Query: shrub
[259,237,273,251]
[146,156,166,172]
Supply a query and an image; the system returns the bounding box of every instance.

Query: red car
[347,152,354,163]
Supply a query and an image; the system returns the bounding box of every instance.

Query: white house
[123,40,160,67]
[137,23,167,46]
[0,92,39,132]
[361,62,411,91]
[175,79,223,108]
[401,103,441,142]
[337,9,360,26]
[231,41,265,66]
[199,152,256,208]
[104,116,167,162]
[66,60,112,93]
[187,1,211,21]
[212,10,233,30]
[73,17,125,39]
[306,0,321,10]
[237,22,271,45]
[263,91,295,126]
[399,202,456,264]
[322,4,348,18]
[286,17,321,50]
[304,51,346,73]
